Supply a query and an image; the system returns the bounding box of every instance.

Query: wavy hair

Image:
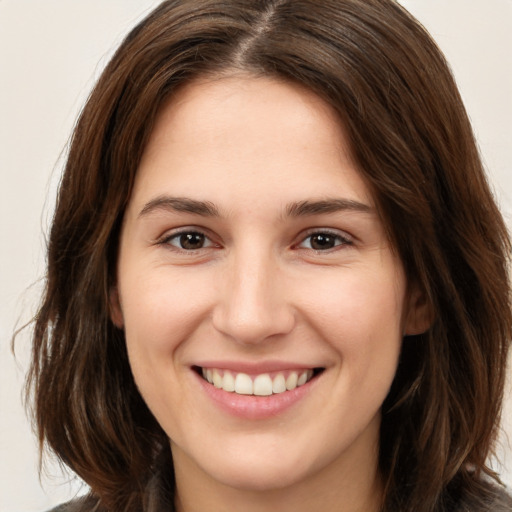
[27,1,511,511]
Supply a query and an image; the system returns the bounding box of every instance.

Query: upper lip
[192,360,323,374]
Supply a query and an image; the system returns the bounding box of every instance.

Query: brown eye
[310,234,336,250]
[165,231,214,251]
[180,232,205,250]
[298,231,352,251]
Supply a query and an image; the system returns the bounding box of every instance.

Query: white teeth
[272,373,286,394]
[234,373,253,395]
[285,372,298,390]
[297,371,308,386]
[253,374,273,396]
[201,368,316,395]
[212,369,223,388]
[222,370,235,392]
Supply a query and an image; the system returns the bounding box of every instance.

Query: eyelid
[156,226,219,251]
[154,226,354,253]
[294,228,354,250]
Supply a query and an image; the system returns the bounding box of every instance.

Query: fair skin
[112,75,429,512]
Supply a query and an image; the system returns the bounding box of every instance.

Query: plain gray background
[1,1,511,511]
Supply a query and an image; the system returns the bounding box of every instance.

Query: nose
[212,250,295,345]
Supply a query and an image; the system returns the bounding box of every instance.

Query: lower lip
[194,371,317,420]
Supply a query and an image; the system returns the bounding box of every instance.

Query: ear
[403,282,434,336]
[109,286,124,329]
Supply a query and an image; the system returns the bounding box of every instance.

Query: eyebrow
[285,198,373,217]
[139,196,220,218]
[138,195,373,219]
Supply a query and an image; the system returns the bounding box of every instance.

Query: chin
[203,457,312,492]
[174,432,331,494]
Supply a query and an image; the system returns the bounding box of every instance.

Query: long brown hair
[27,1,511,511]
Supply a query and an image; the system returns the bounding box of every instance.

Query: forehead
[130,75,374,213]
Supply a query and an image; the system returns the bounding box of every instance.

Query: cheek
[119,270,212,429]
[121,269,214,354]
[304,265,405,333]
[119,270,218,414]
[301,266,405,381]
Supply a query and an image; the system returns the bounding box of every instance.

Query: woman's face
[113,76,426,494]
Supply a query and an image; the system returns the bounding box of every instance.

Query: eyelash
[157,228,353,253]
[295,229,353,251]
[158,229,217,252]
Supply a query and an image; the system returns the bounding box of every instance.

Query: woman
[28,1,511,511]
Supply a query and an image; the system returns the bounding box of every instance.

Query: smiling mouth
[194,367,324,396]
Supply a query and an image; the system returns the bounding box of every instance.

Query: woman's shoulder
[455,484,512,512]
[46,484,511,512]
[47,495,100,512]
[484,487,512,511]
[484,489,512,511]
